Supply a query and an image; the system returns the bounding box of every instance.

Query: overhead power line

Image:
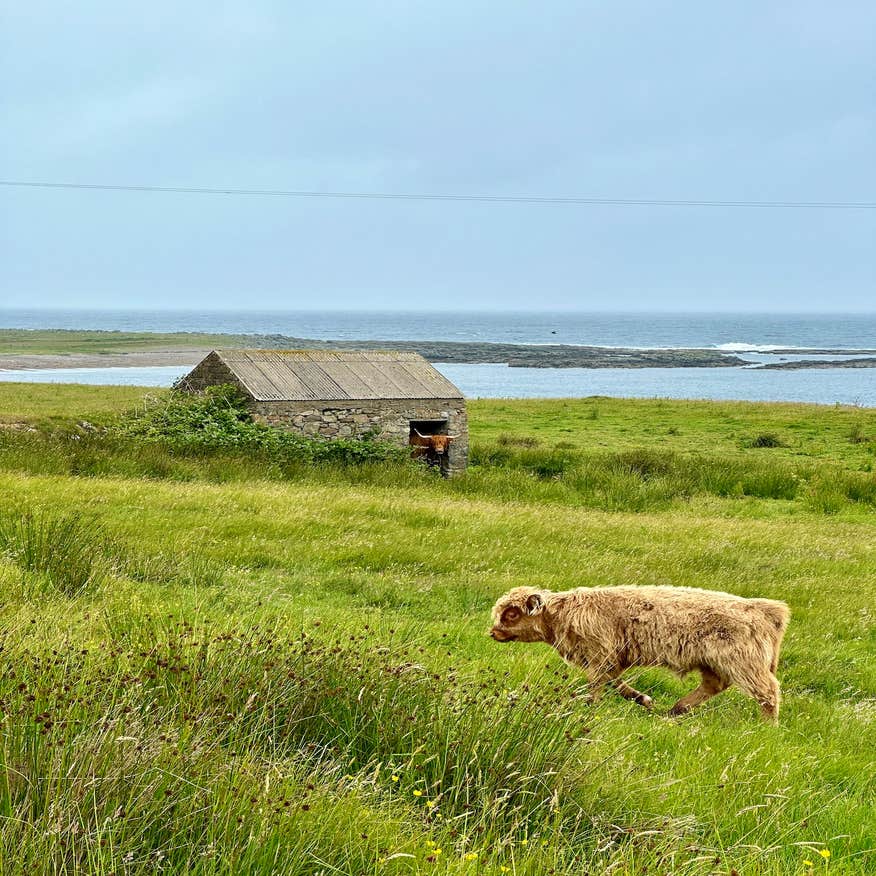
[1,179,874,210]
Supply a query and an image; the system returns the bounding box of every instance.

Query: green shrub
[113,385,407,466]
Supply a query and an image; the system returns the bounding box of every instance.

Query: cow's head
[489,586,553,643]
[429,434,455,454]
[412,428,458,455]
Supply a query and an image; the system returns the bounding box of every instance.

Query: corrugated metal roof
[205,349,464,401]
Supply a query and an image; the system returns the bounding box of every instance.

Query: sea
[2,310,875,406]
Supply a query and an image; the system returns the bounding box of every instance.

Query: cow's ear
[526,593,544,615]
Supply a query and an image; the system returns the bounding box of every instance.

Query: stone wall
[178,354,244,394]
[250,398,468,475]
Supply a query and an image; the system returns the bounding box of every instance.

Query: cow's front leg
[563,649,611,704]
[583,661,614,704]
[584,676,608,704]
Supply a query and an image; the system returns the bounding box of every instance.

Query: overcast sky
[2,2,874,312]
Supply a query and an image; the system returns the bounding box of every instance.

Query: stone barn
[180,349,468,475]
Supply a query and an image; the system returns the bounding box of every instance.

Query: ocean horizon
[3,308,876,350]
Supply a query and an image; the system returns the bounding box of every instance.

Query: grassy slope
[2,384,875,467]
[0,328,247,355]
[0,385,874,874]
[0,383,153,427]
[469,397,876,467]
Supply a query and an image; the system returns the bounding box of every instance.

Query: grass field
[0,384,874,874]
[0,329,247,356]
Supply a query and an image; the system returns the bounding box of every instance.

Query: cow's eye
[502,607,522,624]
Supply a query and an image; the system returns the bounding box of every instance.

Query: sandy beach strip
[0,350,208,371]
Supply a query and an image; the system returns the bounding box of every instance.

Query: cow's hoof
[636,694,654,710]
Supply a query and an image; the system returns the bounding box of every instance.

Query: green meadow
[0,329,245,356]
[0,383,874,874]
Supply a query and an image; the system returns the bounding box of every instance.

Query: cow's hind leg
[610,673,653,709]
[668,668,729,717]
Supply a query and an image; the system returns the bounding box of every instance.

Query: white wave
[715,342,794,352]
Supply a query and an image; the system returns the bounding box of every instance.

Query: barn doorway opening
[409,419,451,473]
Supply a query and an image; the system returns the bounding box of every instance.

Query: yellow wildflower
[434,849,442,856]
[803,862,814,868]
[465,852,478,861]
[391,775,399,782]
[425,840,435,847]
[520,838,528,846]
[819,849,831,859]
[426,799,437,808]
[413,790,423,797]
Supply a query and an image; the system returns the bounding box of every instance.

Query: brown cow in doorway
[411,428,458,456]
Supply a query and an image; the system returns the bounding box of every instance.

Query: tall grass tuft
[847,421,870,444]
[0,508,109,595]
[806,471,876,512]
[743,432,786,449]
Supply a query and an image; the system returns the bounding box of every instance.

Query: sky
[2,2,875,312]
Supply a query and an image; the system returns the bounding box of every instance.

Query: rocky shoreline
[0,336,747,370]
[761,357,876,370]
[264,338,747,368]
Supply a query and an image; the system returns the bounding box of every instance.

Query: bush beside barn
[179,349,468,475]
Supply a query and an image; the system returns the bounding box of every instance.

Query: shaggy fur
[489,585,790,721]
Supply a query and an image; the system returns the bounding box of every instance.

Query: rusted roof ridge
[220,349,423,362]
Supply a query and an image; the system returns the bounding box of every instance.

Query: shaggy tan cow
[490,585,790,721]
